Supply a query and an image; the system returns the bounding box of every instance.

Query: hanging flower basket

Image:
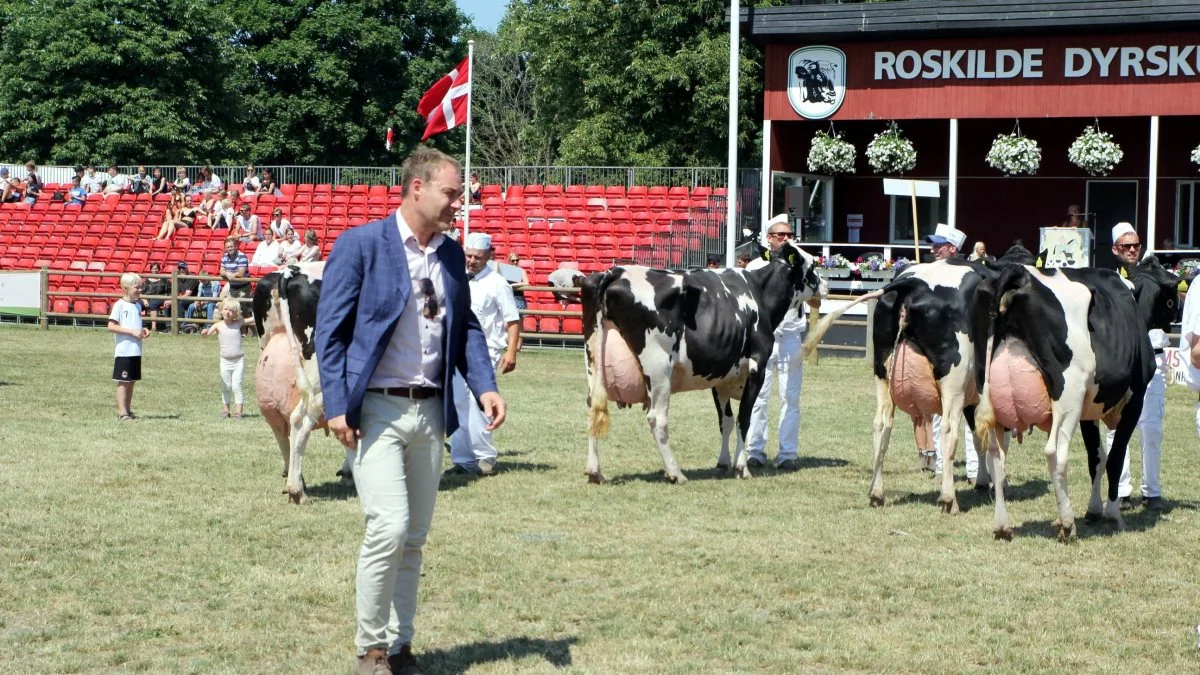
[1191,143,1200,170]
[1068,125,1124,176]
[986,132,1042,176]
[807,130,857,175]
[866,121,917,175]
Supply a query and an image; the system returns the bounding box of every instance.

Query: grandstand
[0,179,730,336]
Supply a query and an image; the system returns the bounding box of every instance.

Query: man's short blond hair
[400,146,461,198]
[119,272,141,290]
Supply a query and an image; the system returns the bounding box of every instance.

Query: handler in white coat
[744,214,807,471]
[449,232,521,475]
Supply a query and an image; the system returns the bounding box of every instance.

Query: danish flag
[417,56,471,141]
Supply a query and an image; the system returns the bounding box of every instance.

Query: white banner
[0,271,42,317]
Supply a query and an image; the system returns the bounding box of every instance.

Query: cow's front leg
[1080,420,1106,522]
[733,356,770,479]
[937,410,962,515]
[868,376,895,507]
[645,386,686,484]
[712,390,734,471]
[286,407,317,504]
[586,436,605,485]
[990,431,1012,540]
[1045,406,1081,543]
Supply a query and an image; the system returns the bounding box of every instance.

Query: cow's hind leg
[646,386,686,484]
[1045,407,1081,543]
[990,431,1013,540]
[868,377,895,507]
[286,408,318,505]
[713,390,734,471]
[335,447,355,487]
[1081,421,1106,523]
[965,406,993,491]
[270,424,290,478]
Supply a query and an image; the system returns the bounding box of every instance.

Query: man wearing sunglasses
[317,146,507,675]
[1109,222,1166,512]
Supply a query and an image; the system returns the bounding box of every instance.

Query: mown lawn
[2,324,1199,673]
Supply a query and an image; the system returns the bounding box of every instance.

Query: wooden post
[39,265,49,330]
[910,179,920,262]
[169,270,179,335]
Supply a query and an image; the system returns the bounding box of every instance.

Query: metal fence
[631,168,761,269]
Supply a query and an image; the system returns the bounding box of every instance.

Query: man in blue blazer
[316,146,505,675]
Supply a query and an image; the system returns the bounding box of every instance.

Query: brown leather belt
[367,386,441,399]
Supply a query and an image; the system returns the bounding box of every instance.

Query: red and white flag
[385,125,394,151]
[417,56,470,141]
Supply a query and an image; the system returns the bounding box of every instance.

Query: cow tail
[801,288,887,362]
[586,272,615,439]
[973,333,999,451]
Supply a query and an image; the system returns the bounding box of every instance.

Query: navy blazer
[315,213,497,434]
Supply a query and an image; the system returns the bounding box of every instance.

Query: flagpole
[725,0,739,268]
[463,39,475,240]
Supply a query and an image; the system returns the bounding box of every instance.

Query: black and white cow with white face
[804,258,997,515]
[582,241,827,483]
[971,258,1179,541]
[253,262,354,504]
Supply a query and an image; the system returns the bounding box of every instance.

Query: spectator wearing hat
[925,223,967,260]
[448,231,521,476]
[267,208,292,238]
[174,261,200,318]
[0,168,22,202]
[234,203,261,242]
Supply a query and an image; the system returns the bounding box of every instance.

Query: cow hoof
[734,465,752,479]
[287,491,309,505]
[586,472,606,485]
[664,472,688,485]
[993,526,1013,541]
[1083,510,1103,524]
[715,463,729,471]
[939,498,959,515]
[1054,520,1077,543]
[869,493,885,508]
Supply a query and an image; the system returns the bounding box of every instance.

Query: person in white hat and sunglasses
[448,231,521,476]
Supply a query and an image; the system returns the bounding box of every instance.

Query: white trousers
[746,333,803,464]
[354,392,444,655]
[449,353,500,470]
[1106,366,1165,499]
[932,414,979,479]
[219,356,244,405]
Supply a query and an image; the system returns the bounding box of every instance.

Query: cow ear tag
[787,251,797,266]
[762,249,772,261]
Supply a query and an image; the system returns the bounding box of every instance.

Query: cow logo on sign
[787,46,846,120]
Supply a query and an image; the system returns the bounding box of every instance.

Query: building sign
[764,32,1200,120]
[786,46,846,119]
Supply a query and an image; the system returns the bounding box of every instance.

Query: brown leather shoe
[356,648,391,675]
[389,644,424,675]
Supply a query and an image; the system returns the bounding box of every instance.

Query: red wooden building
[743,0,1200,266]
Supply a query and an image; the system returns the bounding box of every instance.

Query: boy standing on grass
[108,272,150,421]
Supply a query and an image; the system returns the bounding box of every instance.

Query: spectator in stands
[498,251,530,309]
[197,191,221,227]
[149,167,169,196]
[104,165,130,195]
[154,191,197,241]
[736,250,755,268]
[175,261,199,318]
[66,176,86,206]
[83,165,106,194]
[186,277,221,323]
[547,264,586,308]
[140,262,170,332]
[200,297,246,419]
[241,166,261,197]
[234,202,261,242]
[469,173,482,202]
[193,166,222,195]
[1,168,23,202]
[209,191,233,230]
[296,230,321,263]
[173,167,190,192]
[265,208,290,238]
[219,237,252,319]
[249,228,282,275]
[279,227,303,262]
[259,169,279,196]
[21,162,42,204]
[129,166,152,195]
[706,254,721,269]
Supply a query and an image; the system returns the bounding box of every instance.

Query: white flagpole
[464,40,475,240]
[725,0,739,268]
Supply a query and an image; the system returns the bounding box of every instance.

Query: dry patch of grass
[2,325,1200,673]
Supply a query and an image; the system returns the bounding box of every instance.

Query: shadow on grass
[439,461,557,492]
[888,478,1050,511]
[421,635,578,674]
[796,456,851,470]
[305,479,356,501]
[1014,497,1200,540]
[131,413,181,420]
[608,455,851,485]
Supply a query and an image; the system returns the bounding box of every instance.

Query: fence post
[170,271,179,335]
[39,265,49,330]
[864,298,877,364]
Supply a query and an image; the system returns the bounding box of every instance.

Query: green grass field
[3,324,1200,673]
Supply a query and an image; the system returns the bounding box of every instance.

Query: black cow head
[1129,255,1182,332]
[772,240,828,308]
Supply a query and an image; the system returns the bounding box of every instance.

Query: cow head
[774,240,828,309]
[1129,255,1182,332]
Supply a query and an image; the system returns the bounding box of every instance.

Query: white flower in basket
[807,130,857,175]
[986,133,1041,176]
[818,253,853,278]
[1191,143,1200,169]
[866,122,917,175]
[1068,125,1123,176]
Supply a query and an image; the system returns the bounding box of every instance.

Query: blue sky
[456,0,509,32]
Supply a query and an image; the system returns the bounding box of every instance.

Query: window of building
[770,173,833,241]
[1176,180,1199,249]
[889,181,948,244]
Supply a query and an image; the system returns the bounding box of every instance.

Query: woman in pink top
[200,297,246,418]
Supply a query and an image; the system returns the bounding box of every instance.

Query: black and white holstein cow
[803,258,997,515]
[971,258,1180,541]
[582,241,827,483]
[252,262,354,504]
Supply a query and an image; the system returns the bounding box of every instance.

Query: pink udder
[890,341,941,418]
[600,325,649,405]
[988,338,1052,432]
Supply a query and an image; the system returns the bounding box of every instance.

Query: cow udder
[988,337,1052,432]
[256,335,304,436]
[890,340,942,419]
[599,325,649,405]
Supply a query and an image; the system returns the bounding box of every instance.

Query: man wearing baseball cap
[925,223,967,260]
[447,231,521,476]
[0,167,23,203]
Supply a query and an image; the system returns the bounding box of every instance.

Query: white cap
[1111,222,1136,242]
[764,213,789,231]
[464,232,492,250]
[926,223,966,249]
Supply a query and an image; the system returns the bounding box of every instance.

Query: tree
[468,31,553,166]
[0,0,233,165]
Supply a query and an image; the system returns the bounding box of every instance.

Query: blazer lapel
[438,237,460,328]
[381,214,412,305]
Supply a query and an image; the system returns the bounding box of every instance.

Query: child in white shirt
[107,272,150,421]
[201,297,246,418]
